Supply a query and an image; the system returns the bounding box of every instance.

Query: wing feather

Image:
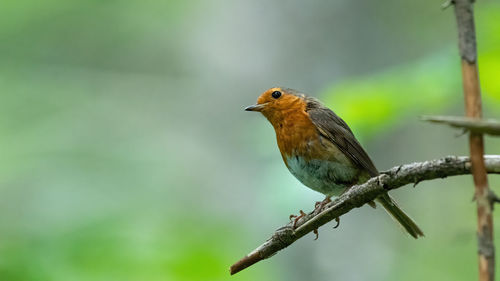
[306,98,379,177]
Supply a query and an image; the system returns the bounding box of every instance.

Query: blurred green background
[1,1,500,281]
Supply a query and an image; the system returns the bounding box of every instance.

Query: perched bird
[245,87,424,238]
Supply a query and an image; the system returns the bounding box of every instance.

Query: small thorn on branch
[441,0,455,10]
[487,190,500,209]
[455,128,468,138]
[413,178,422,187]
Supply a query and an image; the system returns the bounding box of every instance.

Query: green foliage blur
[0,1,499,281]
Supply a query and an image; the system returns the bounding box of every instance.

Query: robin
[245,87,424,238]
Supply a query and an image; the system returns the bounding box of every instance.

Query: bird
[245,87,424,238]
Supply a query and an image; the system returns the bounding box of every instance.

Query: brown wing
[306,98,379,177]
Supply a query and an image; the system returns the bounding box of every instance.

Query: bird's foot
[333,217,340,229]
[314,197,332,213]
[289,210,307,229]
[311,217,339,241]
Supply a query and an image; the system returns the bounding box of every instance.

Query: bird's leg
[290,197,338,237]
[306,197,335,240]
[314,197,341,229]
[289,210,307,229]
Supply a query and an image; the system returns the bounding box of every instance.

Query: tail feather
[376,194,424,239]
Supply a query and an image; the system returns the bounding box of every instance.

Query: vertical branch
[452,1,494,281]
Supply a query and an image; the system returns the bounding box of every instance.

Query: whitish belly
[285,155,359,197]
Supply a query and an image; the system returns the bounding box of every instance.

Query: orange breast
[271,108,351,167]
[273,110,323,164]
[267,103,359,195]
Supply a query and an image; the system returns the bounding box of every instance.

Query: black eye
[271,91,282,99]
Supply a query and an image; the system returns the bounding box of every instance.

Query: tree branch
[421,116,500,136]
[230,155,500,275]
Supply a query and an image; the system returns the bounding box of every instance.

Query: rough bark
[230,155,500,275]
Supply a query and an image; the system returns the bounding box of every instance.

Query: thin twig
[422,116,500,136]
[230,155,500,275]
[452,0,494,280]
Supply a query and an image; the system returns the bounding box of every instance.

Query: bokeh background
[1,1,500,281]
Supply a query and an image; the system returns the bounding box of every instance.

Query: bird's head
[245,87,306,123]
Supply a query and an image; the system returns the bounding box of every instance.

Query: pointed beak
[244,103,267,112]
